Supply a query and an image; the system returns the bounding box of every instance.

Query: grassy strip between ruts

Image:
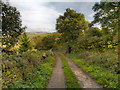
[65,53,119,88]
[58,53,81,89]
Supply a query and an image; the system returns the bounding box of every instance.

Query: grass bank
[64,51,118,88]
[58,53,81,88]
[2,50,56,88]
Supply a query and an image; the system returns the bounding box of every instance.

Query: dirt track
[60,53,103,88]
[47,53,66,88]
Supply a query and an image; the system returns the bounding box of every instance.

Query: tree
[90,1,120,50]
[31,36,43,50]
[19,32,31,52]
[77,27,103,51]
[56,8,89,53]
[86,27,102,37]
[42,35,56,49]
[91,1,120,37]
[1,1,25,52]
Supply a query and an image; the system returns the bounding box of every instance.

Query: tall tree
[90,1,120,52]
[91,0,120,78]
[91,1,120,36]
[56,8,88,53]
[2,1,25,52]
[77,27,103,51]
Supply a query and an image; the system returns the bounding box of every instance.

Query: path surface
[47,53,66,88]
[60,53,103,88]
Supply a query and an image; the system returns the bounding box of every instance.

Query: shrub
[19,32,32,53]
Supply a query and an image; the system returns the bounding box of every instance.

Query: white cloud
[9,0,100,2]
[88,19,93,22]
[93,24,102,29]
[88,12,96,18]
[9,0,62,32]
[8,0,101,32]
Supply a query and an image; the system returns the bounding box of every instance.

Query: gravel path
[47,53,66,88]
[60,53,103,89]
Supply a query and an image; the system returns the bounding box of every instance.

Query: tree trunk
[68,46,71,53]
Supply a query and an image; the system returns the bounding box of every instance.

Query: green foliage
[73,50,118,74]
[86,27,102,37]
[29,33,50,50]
[31,35,43,50]
[13,52,56,88]
[91,1,120,40]
[58,54,81,88]
[55,3,119,53]
[56,8,89,53]
[19,32,32,52]
[1,1,25,52]
[30,32,60,50]
[2,53,22,62]
[2,67,22,88]
[14,64,53,88]
[2,50,56,88]
[42,35,56,49]
[77,27,104,52]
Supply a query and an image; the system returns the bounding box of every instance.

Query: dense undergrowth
[58,54,81,88]
[2,50,56,88]
[64,50,119,88]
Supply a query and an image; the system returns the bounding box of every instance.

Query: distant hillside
[26,31,48,35]
[27,32,51,39]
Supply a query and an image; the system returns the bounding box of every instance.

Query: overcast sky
[9,0,101,32]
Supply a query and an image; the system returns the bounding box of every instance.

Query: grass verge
[14,55,56,88]
[58,53,81,88]
[2,50,56,88]
[65,53,118,88]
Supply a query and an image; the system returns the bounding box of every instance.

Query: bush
[2,50,56,88]
[19,32,32,53]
